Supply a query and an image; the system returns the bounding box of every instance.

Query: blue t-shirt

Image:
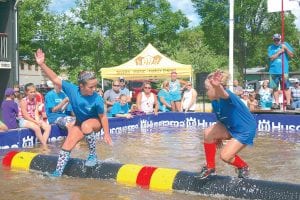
[268,42,294,74]
[169,80,181,101]
[62,80,105,123]
[45,89,73,124]
[211,89,257,145]
[109,102,129,117]
[157,89,172,112]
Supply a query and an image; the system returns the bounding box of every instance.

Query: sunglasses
[113,85,120,87]
[144,87,151,89]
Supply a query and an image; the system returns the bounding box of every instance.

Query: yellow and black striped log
[2,151,300,200]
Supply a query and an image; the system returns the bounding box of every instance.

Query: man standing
[268,33,294,110]
[103,80,122,115]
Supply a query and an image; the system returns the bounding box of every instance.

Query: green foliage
[18,0,300,83]
[192,0,300,80]
[172,27,227,74]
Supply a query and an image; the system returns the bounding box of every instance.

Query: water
[0,127,299,200]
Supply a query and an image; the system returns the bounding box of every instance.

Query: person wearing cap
[35,48,112,177]
[1,88,19,129]
[291,81,300,109]
[119,77,131,102]
[169,71,187,112]
[268,33,294,110]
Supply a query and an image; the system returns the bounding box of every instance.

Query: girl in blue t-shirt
[197,70,256,179]
[35,49,112,177]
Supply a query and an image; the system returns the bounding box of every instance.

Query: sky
[49,0,299,30]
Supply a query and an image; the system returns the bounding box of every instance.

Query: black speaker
[196,72,209,95]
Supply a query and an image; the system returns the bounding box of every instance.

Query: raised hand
[35,48,45,65]
[210,70,223,87]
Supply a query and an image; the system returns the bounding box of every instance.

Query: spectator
[35,48,112,177]
[247,92,258,111]
[119,77,131,102]
[1,88,19,129]
[291,81,300,109]
[157,80,172,112]
[130,104,145,116]
[45,83,75,130]
[240,91,249,107]
[0,120,8,132]
[268,33,294,110]
[18,83,51,148]
[181,81,198,112]
[36,89,47,122]
[169,71,187,112]
[103,80,122,115]
[136,82,158,115]
[258,80,273,110]
[110,94,132,118]
[233,80,244,97]
[13,84,21,98]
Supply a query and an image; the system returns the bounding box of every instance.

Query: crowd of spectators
[1,69,299,137]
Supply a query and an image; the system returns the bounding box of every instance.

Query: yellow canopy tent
[100,43,192,83]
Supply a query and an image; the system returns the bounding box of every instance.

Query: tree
[173,27,227,74]
[192,0,299,80]
[19,0,55,64]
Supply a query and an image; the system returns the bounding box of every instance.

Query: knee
[80,124,89,134]
[220,152,234,163]
[203,129,213,142]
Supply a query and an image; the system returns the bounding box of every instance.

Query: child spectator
[130,104,145,116]
[247,92,258,111]
[110,94,132,118]
[36,90,47,122]
[1,88,19,129]
[18,83,51,148]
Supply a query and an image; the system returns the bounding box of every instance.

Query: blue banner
[0,112,299,149]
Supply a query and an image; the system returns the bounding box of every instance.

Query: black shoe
[195,166,216,179]
[286,105,295,110]
[271,103,280,109]
[236,166,249,178]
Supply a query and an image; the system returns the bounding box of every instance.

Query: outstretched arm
[35,49,62,88]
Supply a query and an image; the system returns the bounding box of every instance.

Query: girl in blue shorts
[35,49,112,177]
[197,70,256,179]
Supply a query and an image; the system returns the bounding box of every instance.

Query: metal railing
[0,33,8,61]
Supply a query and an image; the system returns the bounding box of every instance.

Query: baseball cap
[272,33,281,40]
[171,71,177,74]
[5,88,15,96]
[119,76,125,81]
